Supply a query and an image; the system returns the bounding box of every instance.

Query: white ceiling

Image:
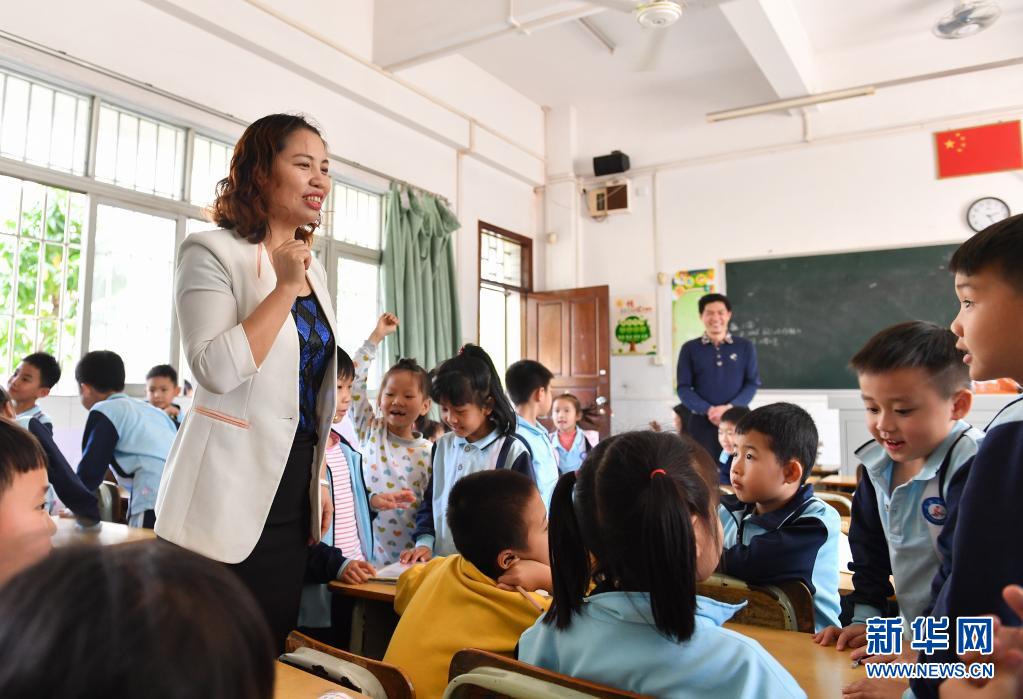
[376,0,1023,115]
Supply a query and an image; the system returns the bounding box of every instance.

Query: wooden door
[525,285,611,438]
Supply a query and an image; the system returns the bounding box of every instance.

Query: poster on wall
[672,268,717,386]
[612,295,658,356]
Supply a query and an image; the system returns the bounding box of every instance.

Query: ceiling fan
[933,0,1001,39]
[585,1,685,71]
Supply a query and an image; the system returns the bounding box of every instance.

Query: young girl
[400,344,533,564]
[549,393,599,474]
[351,313,433,564]
[518,431,804,699]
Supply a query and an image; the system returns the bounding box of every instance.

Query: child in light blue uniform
[813,321,983,656]
[506,359,559,508]
[401,345,533,564]
[75,351,176,528]
[518,430,804,699]
[548,393,596,474]
[719,402,842,631]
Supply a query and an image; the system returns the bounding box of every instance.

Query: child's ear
[783,459,804,485]
[38,386,51,399]
[497,548,519,572]
[950,389,973,421]
[172,385,181,399]
[531,387,544,404]
[419,397,432,417]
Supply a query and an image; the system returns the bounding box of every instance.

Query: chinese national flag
[935,121,1023,178]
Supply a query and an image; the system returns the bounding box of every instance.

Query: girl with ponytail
[400,344,534,563]
[518,430,804,699]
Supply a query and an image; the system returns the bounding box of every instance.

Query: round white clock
[967,197,1011,232]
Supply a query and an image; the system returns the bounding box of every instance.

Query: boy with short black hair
[145,364,182,428]
[0,420,56,583]
[75,351,177,528]
[717,405,751,485]
[505,359,559,509]
[719,402,842,631]
[384,469,551,699]
[905,214,1023,699]
[814,321,981,657]
[7,352,61,430]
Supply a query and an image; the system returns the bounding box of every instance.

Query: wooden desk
[274,660,368,699]
[726,623,863,697]
[329,580,399,659]
[840,516,850,535]
[820,474,858,492]
[839,571,853,595]
[51,516,156,547]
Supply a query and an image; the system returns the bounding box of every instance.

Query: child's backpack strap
[921,429,976,561]
[496,433,533,470]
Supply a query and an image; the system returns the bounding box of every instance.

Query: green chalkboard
[724,244,960,389]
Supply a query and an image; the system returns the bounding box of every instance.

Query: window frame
[0,63,387,395]
[477,221,532,369]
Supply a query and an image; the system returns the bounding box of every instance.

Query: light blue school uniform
[299,436,374,629]
[849,420,982,627]
[549,429,591,474]
[515,415,559,508]
[15,404,52,430]
[87,393,176,523]
[518,591,805,699]
[412,428,533,556]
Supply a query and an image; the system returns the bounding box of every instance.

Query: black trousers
[685,410,723,464]
[228,433,315,654]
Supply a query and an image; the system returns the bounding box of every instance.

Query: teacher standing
[676,293,760,460]
[156,114,337,651]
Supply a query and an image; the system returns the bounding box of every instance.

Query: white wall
[578,117,1023,464]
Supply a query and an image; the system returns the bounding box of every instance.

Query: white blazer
[155,229,337,563]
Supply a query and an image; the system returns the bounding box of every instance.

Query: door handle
[595,396,608,406]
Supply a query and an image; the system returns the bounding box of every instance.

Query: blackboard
[724,244,960,389]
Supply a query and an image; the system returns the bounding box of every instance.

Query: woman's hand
[271,239,311,293]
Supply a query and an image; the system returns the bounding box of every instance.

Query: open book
[368,561,412,583]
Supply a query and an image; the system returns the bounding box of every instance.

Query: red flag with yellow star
[935,121,1022,178]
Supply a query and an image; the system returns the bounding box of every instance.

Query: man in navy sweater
[676,293,761,459]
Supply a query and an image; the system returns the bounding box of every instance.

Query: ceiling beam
[719,0,818,111]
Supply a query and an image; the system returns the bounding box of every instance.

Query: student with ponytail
[400,344,534,563]
[518,430,804,699]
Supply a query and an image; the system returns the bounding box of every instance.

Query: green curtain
[382,183,461,371]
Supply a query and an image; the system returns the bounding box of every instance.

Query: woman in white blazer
[156,114,337,651]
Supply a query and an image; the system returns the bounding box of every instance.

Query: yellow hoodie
[383,555,550,699]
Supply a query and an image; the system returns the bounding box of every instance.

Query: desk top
[725,623,863,697]
[819,474,858,491]
[274,661,368,699]
[50,516,157,548]
[329,579,399,603]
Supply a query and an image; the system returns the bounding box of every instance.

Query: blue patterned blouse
[291,293,335,436]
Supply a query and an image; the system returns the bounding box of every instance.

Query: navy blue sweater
[911,397,1023,698]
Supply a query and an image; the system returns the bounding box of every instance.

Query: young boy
[7,352,61,430]
[907,214,1023,699]
[505,359,559,508]
[813,321,982,654]
[719,402,842,631]
[75,351,177,528]
[6,354,100,524]
[717,405,751,485]
[145,364,182,428]
[300,347,380,646]
[384,469,551,698]
[0,420,57,584]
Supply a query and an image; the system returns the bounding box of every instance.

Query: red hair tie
[650,469,667,479]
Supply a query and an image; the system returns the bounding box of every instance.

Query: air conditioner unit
[585,179,630,217]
